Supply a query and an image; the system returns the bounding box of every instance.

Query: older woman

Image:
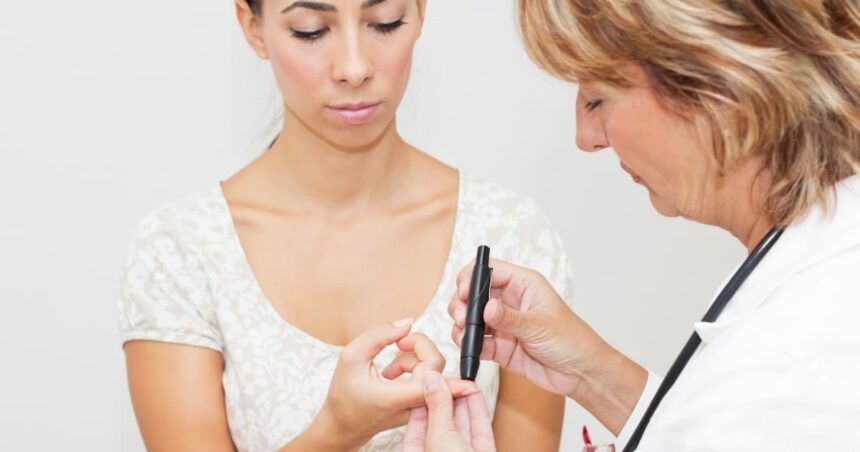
[403,0,860,450]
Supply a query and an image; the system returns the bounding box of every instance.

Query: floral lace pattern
[118,174,574,452]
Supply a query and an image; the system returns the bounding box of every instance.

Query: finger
[396,333,446,372]
[374,377,479,411]
[446,378,481,398]
[452,325,498,362]
[343,318,413,364]
[466,392,496,452]
[456,258,521,299]
[448,292,468,328]
[451,324,463,347]
[483,298,532,339]
[402,407,428,452]
[381,352,419,380]
[453,396,471,441]
[455,259,477,302]
[422,372,455,437]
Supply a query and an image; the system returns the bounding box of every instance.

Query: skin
[124,0,563,450]
[411,67,777,449]
[575,71,773,254]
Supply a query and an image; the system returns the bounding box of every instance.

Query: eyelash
[290,18,407,42]
[372,18,406,34]
[585,99,603,112]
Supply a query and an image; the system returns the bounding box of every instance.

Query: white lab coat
[616,175,860,451]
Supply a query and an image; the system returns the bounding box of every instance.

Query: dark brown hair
[246,0,261,15]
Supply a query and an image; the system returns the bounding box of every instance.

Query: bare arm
[492,368,564,452]
[125,325,476,452]
[125,341,348,452]
[125,341,235,452]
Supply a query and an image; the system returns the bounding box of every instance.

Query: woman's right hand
[302,319,478,451]
[449,259,602,397]
[448,259,647,434]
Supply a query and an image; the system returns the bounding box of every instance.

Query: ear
[235,0,269,59]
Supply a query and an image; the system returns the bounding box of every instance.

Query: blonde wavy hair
[518,0,860,225]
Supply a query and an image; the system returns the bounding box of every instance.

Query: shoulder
[123,187,232,275]
[119,188,229,351]
[460,174,544,219]
[128,187,229,253]
[460,174,562,247]
[458,174,574,296]
[132,187,227,241]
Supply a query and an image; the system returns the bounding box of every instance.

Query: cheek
[606,109,660,178]
[373,37,415,87]
[608,95,679,188]
[268,40,328,104]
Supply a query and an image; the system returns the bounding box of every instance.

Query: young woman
[118,1,572,450]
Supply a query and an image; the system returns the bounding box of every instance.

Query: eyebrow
[282,0,389,13]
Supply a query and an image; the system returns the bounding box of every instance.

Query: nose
[574,91,609,152]
[332,31,374,88]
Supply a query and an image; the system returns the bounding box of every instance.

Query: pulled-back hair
[518,0,860,225]
[246,0,261,15]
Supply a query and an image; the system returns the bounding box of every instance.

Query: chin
[319,121,393,152]
[648,190,681,217]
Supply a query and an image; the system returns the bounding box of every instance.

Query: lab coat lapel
[695,175,860,344]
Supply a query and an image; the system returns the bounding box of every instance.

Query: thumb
[422,371,455,436]
[483,298,532,338]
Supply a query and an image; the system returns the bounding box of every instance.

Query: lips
[327,102,381,125]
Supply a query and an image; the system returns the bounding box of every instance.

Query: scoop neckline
[215,172,466,350]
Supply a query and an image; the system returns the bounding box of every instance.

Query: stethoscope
[624,226,785,451]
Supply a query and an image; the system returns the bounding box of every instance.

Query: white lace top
[118,173,573,452]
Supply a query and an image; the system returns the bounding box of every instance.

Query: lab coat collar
[695,174,860,343]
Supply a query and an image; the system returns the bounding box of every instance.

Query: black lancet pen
[460,245,493,381]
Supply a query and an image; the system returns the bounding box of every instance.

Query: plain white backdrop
[0,1,744,450]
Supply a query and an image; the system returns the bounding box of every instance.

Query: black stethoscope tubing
[624,226,785,451]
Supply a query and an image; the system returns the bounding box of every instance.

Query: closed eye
[291,27,330,41]
[585,99,603,112]
[371,18,406,34]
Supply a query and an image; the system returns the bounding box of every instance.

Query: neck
[262,110,413,217]
[714,157,775,254]
[736,212,774,254]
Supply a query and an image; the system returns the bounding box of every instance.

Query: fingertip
[483,299,500,323]
[393,317,414,328]
[395,334,413,351]
[451,327,463,346]
[447,379,480,397]
[381,365,400,380]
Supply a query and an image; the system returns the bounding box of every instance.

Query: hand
[402,372,496,452]
[449,259,608,398]
[309,319,478,450]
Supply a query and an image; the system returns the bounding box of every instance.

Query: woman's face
[238,0,424,149]
[575,68,720,222]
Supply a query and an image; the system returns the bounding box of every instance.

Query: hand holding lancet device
[460,245,493,381]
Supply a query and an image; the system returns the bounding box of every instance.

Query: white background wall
[0,1,744,450]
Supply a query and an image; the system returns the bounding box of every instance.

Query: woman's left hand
[402,371,497,452]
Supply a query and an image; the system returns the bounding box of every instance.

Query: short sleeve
[503,198,576,304]
[117,212,223,352]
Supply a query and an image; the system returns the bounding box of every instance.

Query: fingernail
[393,317,413,327]
[464,386,480,395]
[423,373,442,392]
